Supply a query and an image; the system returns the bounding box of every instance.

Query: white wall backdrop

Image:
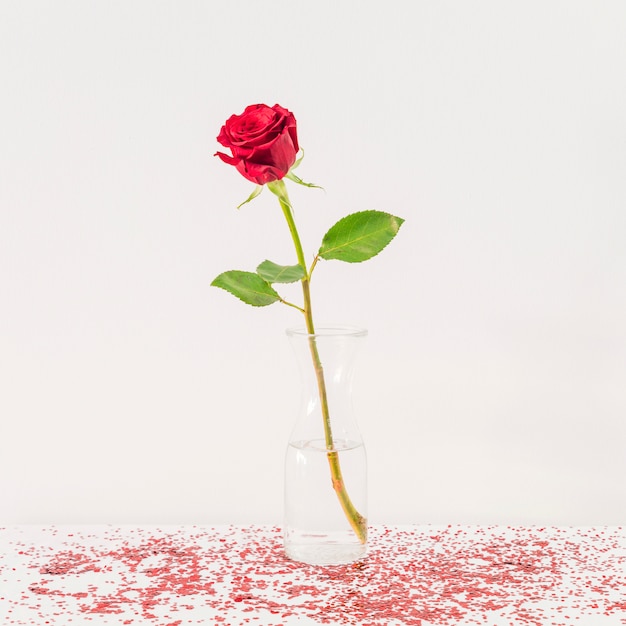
[1,1,625,525]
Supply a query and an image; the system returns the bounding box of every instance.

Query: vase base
[285,541,366,565]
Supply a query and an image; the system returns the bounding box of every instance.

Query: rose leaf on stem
[211,270,281,307]
[256,260,306,284]
[318,210,405,263]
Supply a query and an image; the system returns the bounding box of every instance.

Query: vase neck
[286,326,366,447]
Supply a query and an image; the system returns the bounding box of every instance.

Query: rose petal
[215,151,240,166]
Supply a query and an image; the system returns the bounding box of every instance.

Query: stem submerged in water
[270,180,367,545]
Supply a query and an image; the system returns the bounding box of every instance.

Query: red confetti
[0,525,625,625]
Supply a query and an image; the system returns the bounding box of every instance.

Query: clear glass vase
[284,325,368,565]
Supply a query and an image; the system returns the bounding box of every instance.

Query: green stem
[269,180,367,545]
[308,254,320,278]
[279,298,306,313]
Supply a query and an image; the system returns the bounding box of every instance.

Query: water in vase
[284,438,367,565]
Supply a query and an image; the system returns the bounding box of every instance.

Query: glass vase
[284,325,368,565]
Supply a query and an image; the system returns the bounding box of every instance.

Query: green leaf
[318,210,405,263]
[236,185,263,209]
[211,270,281,307]
[256,260,305,283]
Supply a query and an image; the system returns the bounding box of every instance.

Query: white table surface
[1,525,625,625]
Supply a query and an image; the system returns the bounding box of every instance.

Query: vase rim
[285,324,367,338]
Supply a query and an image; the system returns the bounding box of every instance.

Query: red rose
[215,104,299,185]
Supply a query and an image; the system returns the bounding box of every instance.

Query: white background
[1,1,625,526]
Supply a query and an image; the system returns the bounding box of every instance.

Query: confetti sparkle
[1,525,625,625]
